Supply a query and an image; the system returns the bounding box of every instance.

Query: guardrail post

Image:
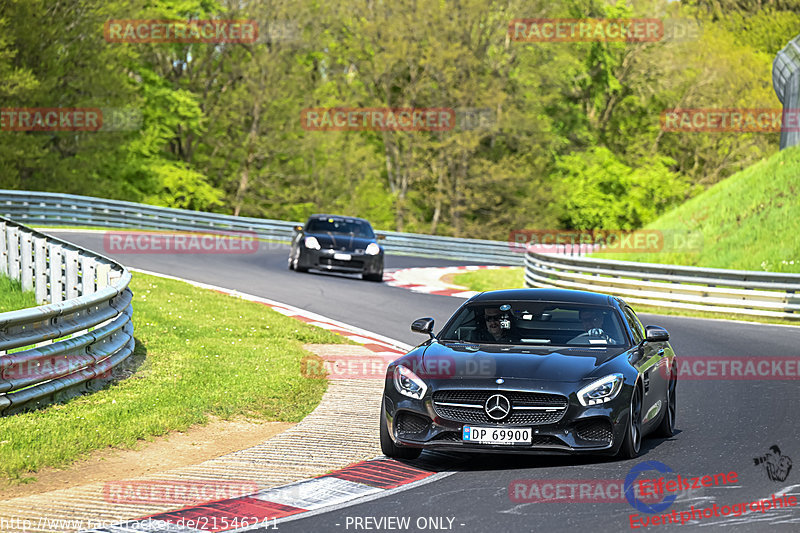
[64,249,79,300]
[0,220,7,276]
[81,255,96,296]
[49,243,64,303]
[20,231,33,291]
[96,263,110,290]
[7,226,20,281]
[33,236,47,304]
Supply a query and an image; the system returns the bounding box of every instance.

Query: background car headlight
[304,236,321,250]
[393,365,427,399]
[365,242,381,255]
[578,373,624,406]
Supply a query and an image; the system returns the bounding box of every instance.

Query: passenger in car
[568,309,619,345]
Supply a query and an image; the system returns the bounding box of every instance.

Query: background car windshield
[439,302,628,346]
[306,219,375,238]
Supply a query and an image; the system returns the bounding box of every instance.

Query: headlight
[365,242,381,255]
[304,236,321,250]
[393,365,427,399]
[578,373,624,406]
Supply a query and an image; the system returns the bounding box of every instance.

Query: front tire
[294,252,309,273]
[380,402,422,460]
[618,384,643,459]
[363,270,383,282]
[654,365,676,438]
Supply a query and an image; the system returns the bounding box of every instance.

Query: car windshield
[438,301,628,347]
[306,218,375,238]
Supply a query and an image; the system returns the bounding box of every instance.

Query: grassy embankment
[0,271,347,483]
[0,276,36,313]
[454,147,800,324]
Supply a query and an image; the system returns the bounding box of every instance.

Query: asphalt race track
[51,231,800,533]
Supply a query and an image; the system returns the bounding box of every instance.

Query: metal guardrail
[4,188,796,321]
[524,250,800,319]
[0,216,134,415]
[0,189,525,265]
[774,33,800,150]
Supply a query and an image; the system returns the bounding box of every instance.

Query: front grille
[319,258,364,269]
[531,435,565,446]
[432,432,462,442]
[432,390,568,425]
[575,419,613,442]
[396,412,431,437]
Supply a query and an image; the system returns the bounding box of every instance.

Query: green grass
[453,268,523,292]
[0,276,36,312]
[590,146,800,272]
[0,271,348,483]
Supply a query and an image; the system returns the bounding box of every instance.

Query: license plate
[462,426,532,445]
[333,253,351,261]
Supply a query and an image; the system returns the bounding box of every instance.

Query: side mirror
[645,325,669,342]
[293,225,303,232]
[411,317,435,338]
[376,234,386,240]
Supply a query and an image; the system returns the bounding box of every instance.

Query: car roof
[307,214,372,224]
[469,288,617,307]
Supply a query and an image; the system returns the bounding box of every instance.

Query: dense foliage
[0,0,795,239]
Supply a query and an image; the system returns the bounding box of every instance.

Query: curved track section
[50,230,800,533]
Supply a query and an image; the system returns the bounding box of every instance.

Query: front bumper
[382,379,631,455]
[298,248,383,274]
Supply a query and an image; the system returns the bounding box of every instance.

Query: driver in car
[478,307,513,342]
[569,309,618,344]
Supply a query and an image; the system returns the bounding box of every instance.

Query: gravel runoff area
[0,344,385,533]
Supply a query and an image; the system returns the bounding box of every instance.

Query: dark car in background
[288,214,385,281]
[380,288,677,459]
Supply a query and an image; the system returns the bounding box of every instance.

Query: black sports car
[380,288,677,459]
[288,214,384,281]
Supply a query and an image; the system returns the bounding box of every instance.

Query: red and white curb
[385,265,513,299]
[84,455,460,532]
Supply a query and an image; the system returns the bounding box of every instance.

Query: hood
[419,341,625,383]
[306,232,375,251]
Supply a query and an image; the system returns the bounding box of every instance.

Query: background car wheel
[287,256,294,270]
[380,402,421,460]
[618,384,642,459]
[363,270,383,282]
[654,366,677,438]
[294,254,309,273]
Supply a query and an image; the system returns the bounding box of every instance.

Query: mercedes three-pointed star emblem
[485,393,511,421]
